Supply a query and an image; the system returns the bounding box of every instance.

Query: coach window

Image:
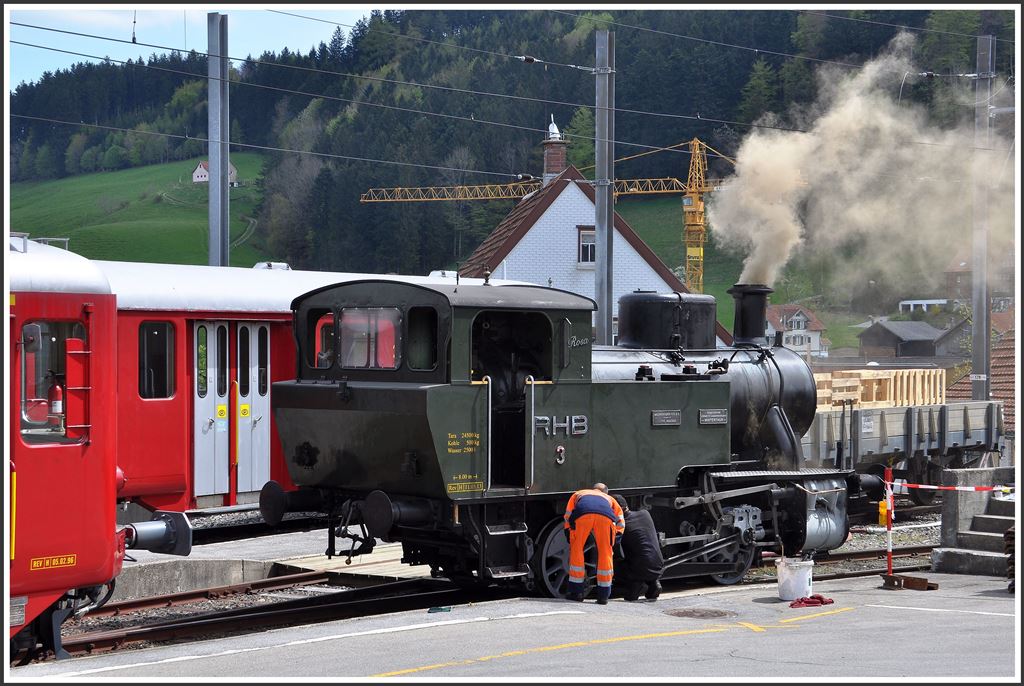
[308,310,336,369]
[216,325,228,397]
[258,326,269,395]
[238,326,250,398]
[197,326,208,398]
[339,308,402,370]
[406,307,438,371]
[20,320,86,444]
[139,322,175,399]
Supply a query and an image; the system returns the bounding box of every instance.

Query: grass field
[9,153,269,267]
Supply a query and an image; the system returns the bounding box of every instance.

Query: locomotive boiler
[263,279,876,596]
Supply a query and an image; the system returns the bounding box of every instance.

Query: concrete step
[931,547,1009,577]
[971,514,1016,534]
[957,530,1008,553]
[986,497,1015,517]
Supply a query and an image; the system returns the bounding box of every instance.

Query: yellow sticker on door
[216,404,228,419]
[240,404,250,418]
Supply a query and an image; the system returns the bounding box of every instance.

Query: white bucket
[775,557,814,601]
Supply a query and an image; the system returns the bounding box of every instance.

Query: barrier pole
[885,466,894,576]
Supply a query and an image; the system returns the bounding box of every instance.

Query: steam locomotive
[262,279,881,595]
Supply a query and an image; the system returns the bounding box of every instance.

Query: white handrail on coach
[526,375,535,490]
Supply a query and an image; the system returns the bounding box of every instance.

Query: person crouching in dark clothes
[611,495,665,601]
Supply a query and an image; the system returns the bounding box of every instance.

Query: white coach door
[194,321,230,496]
[236,323,271,494]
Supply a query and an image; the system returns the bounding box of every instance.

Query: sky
[6,5,375,90]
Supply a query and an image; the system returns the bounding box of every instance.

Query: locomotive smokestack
[727,283,772,347]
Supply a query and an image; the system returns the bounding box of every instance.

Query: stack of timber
[813,368,946,412]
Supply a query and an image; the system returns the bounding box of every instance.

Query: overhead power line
[9,113,517,178]
[10,39,735,161]
[8,20,808,134]
[548,9,1004,72]
[799,10,1015,44]
[265,9,587,71]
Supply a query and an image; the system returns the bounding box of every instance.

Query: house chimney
[542,115,567,186]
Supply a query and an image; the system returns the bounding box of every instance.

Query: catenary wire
[10,38,738,161]
[799,10,1015,44]
[547,9,999,75]
[9,113,520,179]
[265,9,588,71]
[7,20,811,134]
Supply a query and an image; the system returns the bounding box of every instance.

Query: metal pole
[208,12,230,267]
[594,30,612,345]
[970,35,994,400]
[605,31,616,344]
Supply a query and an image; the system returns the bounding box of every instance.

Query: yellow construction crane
[360,138,734,293]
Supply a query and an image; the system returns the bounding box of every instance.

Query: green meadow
[9,153,268,267]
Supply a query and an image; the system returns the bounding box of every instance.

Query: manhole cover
[665,608,737,619]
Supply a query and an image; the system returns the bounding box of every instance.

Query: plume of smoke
[708,32,1016,298]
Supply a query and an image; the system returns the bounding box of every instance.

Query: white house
[192,160,238,185]
[765,304,829,357]
[458,119,731,345]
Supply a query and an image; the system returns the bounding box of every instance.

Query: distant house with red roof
[458,120,732,345]
[765,304,829,357]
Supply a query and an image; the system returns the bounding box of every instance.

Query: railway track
[58,578,511,659]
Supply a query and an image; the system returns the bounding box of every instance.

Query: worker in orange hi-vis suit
[563,482,625,604]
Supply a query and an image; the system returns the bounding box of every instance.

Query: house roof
[858,320,943,342]
[458,165,734,344]
[945,249,971,273]
[195,160,238,172]
[765,304,826,332]
[934,306,1015,345]
[946,329,1016,432]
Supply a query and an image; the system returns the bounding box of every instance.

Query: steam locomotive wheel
[530,519,596,598]
[700,529,756,585]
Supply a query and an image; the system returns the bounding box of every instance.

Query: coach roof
[92,261,510,313]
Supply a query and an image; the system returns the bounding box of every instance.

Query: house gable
[459,165,732,344]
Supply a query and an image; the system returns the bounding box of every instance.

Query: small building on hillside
[765,303,829,357]
[858,320,944,357]
[192,160,238,185]
[458,118,732,346]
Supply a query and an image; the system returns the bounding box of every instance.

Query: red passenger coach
[8,237,189,660]
[92,260,325,513]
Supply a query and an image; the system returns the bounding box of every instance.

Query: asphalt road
[11,571,1017,680]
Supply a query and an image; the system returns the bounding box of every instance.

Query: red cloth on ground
[788,594,834,608]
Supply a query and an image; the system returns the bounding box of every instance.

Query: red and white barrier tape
[889,482,1014,493]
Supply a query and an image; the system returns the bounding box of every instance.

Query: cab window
[20,320,86,444]
[339,308,401,370]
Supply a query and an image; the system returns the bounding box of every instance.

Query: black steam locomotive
[261,280,878,595]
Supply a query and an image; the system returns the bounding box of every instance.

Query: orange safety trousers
[568,513,617,599]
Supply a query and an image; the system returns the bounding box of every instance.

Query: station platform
[115,527,431,600]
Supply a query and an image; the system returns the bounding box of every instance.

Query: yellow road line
[374,628,729,677]
[778,607,854,623]
[376,607,856,677]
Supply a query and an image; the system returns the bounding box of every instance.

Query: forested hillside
[11,9,1015,278]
